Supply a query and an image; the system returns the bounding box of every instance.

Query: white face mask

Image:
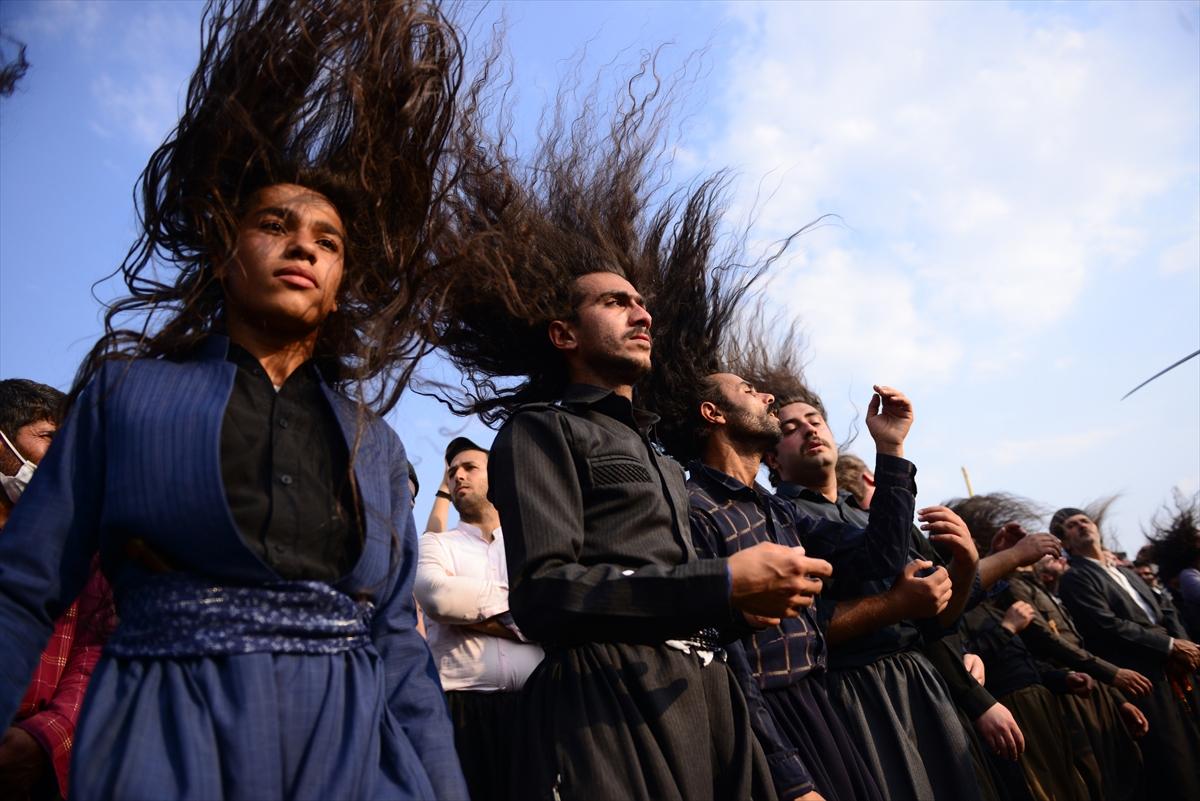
[0,429,36,503]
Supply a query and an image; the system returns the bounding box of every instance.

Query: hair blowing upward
[72,0,481,415]
[432,54,804,428]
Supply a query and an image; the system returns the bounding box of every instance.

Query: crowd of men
[5,349,1196,801]
[1,0,1198,798]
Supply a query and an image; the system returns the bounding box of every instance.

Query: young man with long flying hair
[0,1,484,797]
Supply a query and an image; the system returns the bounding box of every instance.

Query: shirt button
[278,417,289,429]
[280,474,294,486]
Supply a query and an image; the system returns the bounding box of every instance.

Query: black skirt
[762,675,884,801]
[446,690,523,801]
[997,685,1089,801]
[1057,687,1145,801]
[512,642,776,801]
[827,649,983,801]
[1128,675,1200,801]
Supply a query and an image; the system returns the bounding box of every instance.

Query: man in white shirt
[1056,506,1200,799]
[415,437,543,801]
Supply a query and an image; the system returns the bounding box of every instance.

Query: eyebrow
[255,206,345,240]
[595,290,645,306]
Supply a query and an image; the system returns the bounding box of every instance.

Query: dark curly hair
[70,0,481,416]
[1144,491,1200,583]
[945,492,1047,554]
[430,52,803,432]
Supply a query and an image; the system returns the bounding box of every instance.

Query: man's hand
[920,506,979,568]
[1118,702,1149,738]
[974,702,1025,761]
[1000,601,1035,634]
[729,542,832,619]
[887,560,952,620]
[795,791,827,801]
[1111,668,1152,698]
[1169,639,1200,671]
[742,612,781,629]
[963,653,986,686]
[0,726,49,799]
[1007,532,1062,568]
[865,385,913,457]
[1065,672,1096,697]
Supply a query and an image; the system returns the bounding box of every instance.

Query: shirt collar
[560,383,659,433]
[456,521,500,542]
[688,461,761,501]
[224,339,324,389]
[775,481,859,508]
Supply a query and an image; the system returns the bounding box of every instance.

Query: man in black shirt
[487,271,824,800]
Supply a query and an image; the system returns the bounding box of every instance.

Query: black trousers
[446,690,523,801]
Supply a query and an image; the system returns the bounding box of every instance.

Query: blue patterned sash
[106,574,374,658]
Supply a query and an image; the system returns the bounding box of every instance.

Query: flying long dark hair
[434,54,806,431]
[71,0,479,416]
[1144,491,1200,583]
[945,492,1048,554]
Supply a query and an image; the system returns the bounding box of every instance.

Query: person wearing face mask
[1,379,115,801]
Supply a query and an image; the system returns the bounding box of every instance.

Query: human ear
[699,400,725,426]
[547,319,577,352]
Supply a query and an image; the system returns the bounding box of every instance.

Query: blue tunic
[0,336,467,800]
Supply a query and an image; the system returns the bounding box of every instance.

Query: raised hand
[1001,601,1035,634]
[920,505,979,568]
[887,560,952,619]
[728,542,833,619]
[1008,532,1063,568]
[865,385,913,457]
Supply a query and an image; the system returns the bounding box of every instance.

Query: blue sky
[1,1,1197,556]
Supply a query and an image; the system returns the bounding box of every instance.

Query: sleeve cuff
[873,453,917,488]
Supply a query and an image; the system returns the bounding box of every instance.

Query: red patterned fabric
[13,561,114,798]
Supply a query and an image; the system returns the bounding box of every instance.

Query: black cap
[445,436,488,465]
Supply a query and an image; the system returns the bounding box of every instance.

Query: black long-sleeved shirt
[487,384,738,646]
[219,344,360,582]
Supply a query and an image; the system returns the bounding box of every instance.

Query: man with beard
[1056,507,1200,799]
[683,372,922,801]
[751,380,996,801]
[980,522,1150,801]
[415,437,543,801]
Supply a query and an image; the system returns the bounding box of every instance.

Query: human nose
[284,232,318,264]
[630,300,652,331]
[760,392,775,406]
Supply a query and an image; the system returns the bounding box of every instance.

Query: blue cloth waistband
[106,574,374,658]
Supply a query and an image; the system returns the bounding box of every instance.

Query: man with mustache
[415,437,543,801]
[1056,507,1200,799]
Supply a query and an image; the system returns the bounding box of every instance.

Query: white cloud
[991,425,1127,467]
[701,1,1199,387]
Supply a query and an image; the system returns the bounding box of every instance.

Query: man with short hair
[1056,507,1200,799]
[759,383,996,801]
[681,372,920,801]
[415,437,543,801]
[0,378,114,801]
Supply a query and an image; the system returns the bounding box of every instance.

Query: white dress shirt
[415,522,543,692]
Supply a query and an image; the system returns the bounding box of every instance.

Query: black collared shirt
[219,344,360,582]
[487,383,736,646]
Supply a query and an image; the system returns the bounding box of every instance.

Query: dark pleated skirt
[1057,687,1144,801]
[997,685,1088,801]
[71,649,439,801]
[512,642,776,801]
[446,690,521,801]
[1129,675,1200,801]
[762,675,884,801]
[827,650,983,801]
